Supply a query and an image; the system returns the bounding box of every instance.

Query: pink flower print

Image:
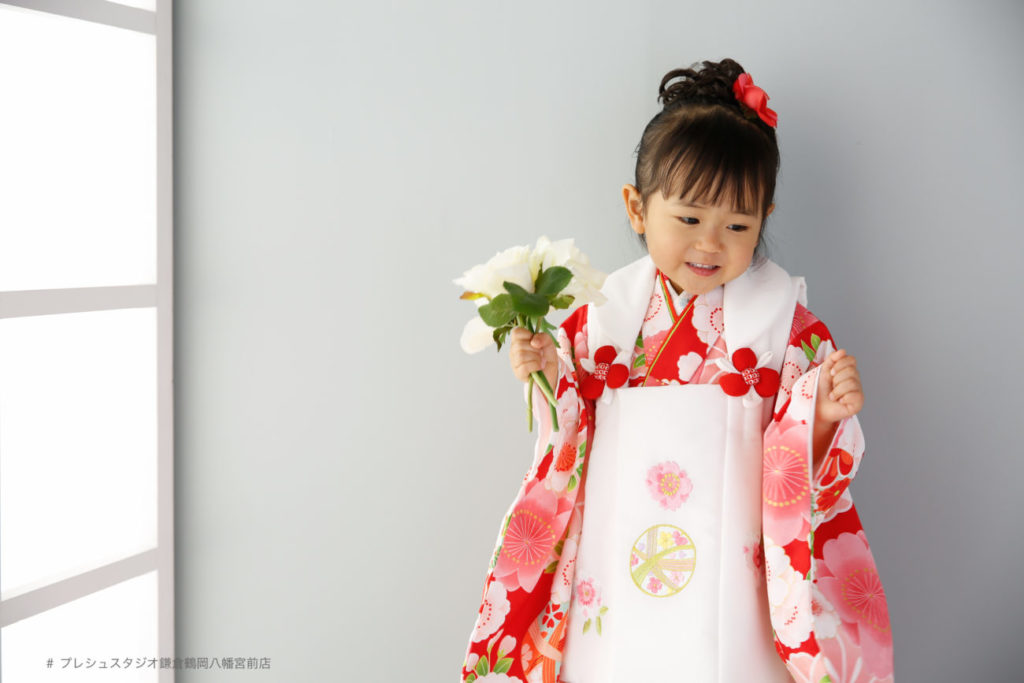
[783,651,830,683]
[742,533,765,577]
[816,532,893,678]
[762,417,812,546]
[493,479,573,592]
[471,580,511,642]
[573,318,590,362]
[646,461,693,510]
[646,576,663,594]
[573,574,603,619]
[630,551,640,567]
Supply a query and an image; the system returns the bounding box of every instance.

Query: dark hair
[632,58,780,260]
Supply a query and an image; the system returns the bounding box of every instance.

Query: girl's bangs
[652,115,773,216]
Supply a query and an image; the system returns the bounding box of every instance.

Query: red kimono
[461,259,894,683]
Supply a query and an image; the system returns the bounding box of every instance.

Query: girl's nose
[695,227,722,252]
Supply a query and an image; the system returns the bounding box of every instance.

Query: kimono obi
[559,257,803,682]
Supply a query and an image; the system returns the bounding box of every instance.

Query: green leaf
[503,282,550,317]
[492,324,513,352]
[554,539,565,555]
[543,560,558,573]
[819,676,832,683]
[460,291,486,301]
[535,266,573,296]
[466,674,476,683]
[596,616,602,635]
[578,441,587,457]
[479,294,516,327]
[801,340,816,362]
[567,475,577,491]
[494,658,513,674]
[550,294,575,309]
[475,655,489,676]
[583,618,591,634]
[635,331,644,346]
[632,353,646,369]
[599,605,608,615]
[810,333,821,350]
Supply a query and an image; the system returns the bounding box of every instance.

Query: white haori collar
[585,254,804,404]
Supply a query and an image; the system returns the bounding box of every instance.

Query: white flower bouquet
[455,236,607,432]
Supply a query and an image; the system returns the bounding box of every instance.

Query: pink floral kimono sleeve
[762,303,895,683]
[461,305,596,683]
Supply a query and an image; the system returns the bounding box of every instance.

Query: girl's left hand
[816,348,864,424]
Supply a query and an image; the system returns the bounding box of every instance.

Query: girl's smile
[623,185,773,296]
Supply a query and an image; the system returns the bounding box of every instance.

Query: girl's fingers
[829,378,861,401]
[831,366,859,386]
[840,392,864,416]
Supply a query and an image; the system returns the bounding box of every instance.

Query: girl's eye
[727,224,750,232]
[679,216,699,225]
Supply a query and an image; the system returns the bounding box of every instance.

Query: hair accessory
[732,73,778,128]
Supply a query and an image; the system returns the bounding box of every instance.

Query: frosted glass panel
[1,571,158,682]
[0,309,157,595]
[0,5,156,291]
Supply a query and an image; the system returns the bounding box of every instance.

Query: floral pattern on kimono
[461,266,894,683]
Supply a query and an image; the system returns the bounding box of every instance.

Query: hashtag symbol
[46,658,53,668]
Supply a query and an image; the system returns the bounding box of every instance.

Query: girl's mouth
[687,262,720,277]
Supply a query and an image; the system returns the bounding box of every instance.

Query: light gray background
[175,1,1023,680]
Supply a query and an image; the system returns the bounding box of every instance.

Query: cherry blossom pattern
[492,479,573,592]
[762,412,812,547]
[816,532,893,678]
[579,345,629,400]
[471,580,512,642]
[645,461,693,511]
[572,574,609,635]
[464,632,519,682]
[764,538,813,648]
[716,347,781,401]
[691,288,724,344]
[630,524,696,597]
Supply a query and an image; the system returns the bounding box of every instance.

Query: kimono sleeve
[461,305,595,683]
[761,304,894,683]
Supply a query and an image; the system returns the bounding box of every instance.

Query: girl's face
[623,183,773,297]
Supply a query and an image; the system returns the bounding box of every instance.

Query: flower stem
[527,375,534,432]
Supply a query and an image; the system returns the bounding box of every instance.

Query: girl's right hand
[509,327,558,389]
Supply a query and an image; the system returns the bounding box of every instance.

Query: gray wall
[175,1,1023,680]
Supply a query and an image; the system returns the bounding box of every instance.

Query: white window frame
[0,1,174,681]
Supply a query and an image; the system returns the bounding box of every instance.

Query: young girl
[461,59,893,683]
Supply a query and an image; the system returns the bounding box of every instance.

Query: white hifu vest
[560,256,804,683]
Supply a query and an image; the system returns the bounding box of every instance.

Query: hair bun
[658,58,746,109]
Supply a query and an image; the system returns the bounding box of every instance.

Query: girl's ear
[623,184,645,234]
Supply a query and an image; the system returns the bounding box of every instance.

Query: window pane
[0,309,157,595]
[109,0,157,10]
[0,5,156,292]
[1,571,158,682]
